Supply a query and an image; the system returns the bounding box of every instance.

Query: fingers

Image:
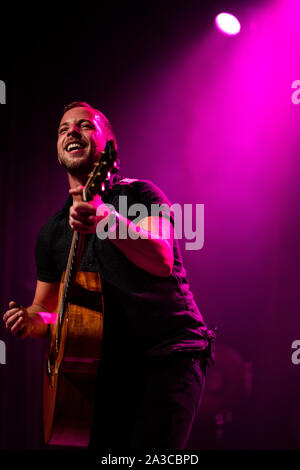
[69,191,111,234]
[69,217,96,233]
[72,202,96,216]
[70,207,95,222]
[11,316,26,337]
[4,309,22,327]
[3,306,26,336]
[69,211,95,231]
[69,202,97,233]
[3,306,21,323]
[9,300,20,309]
[68,186,109,235]
[69,185,84,196]
[71,201,96,220]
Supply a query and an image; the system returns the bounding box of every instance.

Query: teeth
[67,142,84,151]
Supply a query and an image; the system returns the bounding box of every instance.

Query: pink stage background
[1,0,300,451]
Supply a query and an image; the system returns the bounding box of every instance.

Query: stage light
[215,12,241,36]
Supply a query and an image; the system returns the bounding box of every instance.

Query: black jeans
[89,353,206,452]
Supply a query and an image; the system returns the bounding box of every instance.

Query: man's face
[57,106,107,177]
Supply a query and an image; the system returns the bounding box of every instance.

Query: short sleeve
[35,224,61,283]
[131,179,174,226]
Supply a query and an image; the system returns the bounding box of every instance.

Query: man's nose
[67,125,81,136]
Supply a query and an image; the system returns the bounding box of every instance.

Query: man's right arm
[3,280,59,339]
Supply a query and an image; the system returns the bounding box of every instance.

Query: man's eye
[82,123,93,129]
[59,128,67,134]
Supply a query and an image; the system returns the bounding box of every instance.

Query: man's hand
[3,301,35,338]
[69,186,109,233]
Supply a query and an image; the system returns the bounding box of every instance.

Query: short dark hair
[62,101,117,149]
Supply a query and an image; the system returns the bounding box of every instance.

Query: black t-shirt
[35,178,212,359]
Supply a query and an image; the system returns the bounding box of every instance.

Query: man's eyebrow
[59,121,68,129]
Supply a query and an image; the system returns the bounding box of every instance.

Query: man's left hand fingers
[73,202,96,215]
[69,185,84,196]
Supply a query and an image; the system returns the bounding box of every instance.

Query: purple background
[1,0,300,451]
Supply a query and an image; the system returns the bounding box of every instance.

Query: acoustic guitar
[43,140,119,447]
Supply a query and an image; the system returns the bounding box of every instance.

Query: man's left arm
[69,186,174,277]
[114,214,174,277]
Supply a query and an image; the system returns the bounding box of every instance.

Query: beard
[59,153,93,177]
[58,145,102,177]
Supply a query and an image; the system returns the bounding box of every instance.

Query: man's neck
[68,173,88,201]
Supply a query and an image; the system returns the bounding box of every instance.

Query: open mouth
[65,142,87,153]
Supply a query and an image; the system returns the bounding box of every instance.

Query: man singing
[3,101,215,451]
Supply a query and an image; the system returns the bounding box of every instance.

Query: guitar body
[43,271,104,447]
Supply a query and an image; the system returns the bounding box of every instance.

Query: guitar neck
[59,230,86,322]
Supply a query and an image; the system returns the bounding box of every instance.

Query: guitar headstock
[83,140,119,202]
